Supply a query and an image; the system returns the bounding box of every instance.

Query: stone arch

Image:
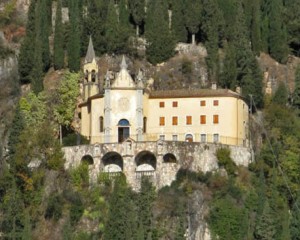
[163,153,177,163]
[135,151,156,171]
[102,151,123,172]
[81,155,94,165]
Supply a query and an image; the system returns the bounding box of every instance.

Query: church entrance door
[118,119,130,142]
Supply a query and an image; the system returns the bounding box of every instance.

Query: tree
[128,0,145,36]
[254,200,276,240]
[53,0,64,70]
[290,194,300,240]
[250,0,262,55]
[136,177,156,239]
[145,0,175,64]
[268,0,288,63]
[68,0,81,72]
[272,81,288,105]
[171,0,187,43]
[184,0,202,45]
[219,42,237,88]
[18,0,36,84]
[202,0,222,82]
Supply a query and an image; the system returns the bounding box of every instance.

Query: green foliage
[184,0,202,42]
[171,0,187,43]
[70,162,90,191]
[0,0,17,26]
[44,194,64,221]
[0,40,14,59]
[293,66,300,108]
[216,148,236,175]
[62,133,89,146]
[68,0,81,72]
[290,194,300,239]
[145,0,175,64]
[209,196,248,240]
[54,0,65,70]
[272,81,288,105]
[128,0,145,36]
[53,71,80,126]
[69,192,84,226]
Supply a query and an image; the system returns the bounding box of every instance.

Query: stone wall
[63,141,251,189]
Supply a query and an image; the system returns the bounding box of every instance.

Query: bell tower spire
[85,36,96,64]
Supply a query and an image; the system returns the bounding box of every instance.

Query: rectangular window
[200,100,206,106]
[200,115,206,124]
[201,134,206,143]
[172,116,178,125]
[186,116,192,125]
[172,135,178,141]
[159,102,165,108]
[172,101,178,107]
[213,100,219,106]
[213,115,219,124]
[159,135,165,141]
[213,134,219,143]
[159,117,165,126]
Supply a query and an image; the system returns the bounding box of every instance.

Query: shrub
[62,133,89,146]
[44,194,63,221]
[216,148,237,175]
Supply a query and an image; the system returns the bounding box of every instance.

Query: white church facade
[79,38,249,147]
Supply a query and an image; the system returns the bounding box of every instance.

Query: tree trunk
[136,25,139,37]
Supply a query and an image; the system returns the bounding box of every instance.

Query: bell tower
[83,36,99,101]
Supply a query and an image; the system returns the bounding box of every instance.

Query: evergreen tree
[83,0,108,55]
[184,0,202,44]
[285,0,300,56]
[145,0,175,64]
[260,0,271,53]
[171,0,187,43]
[136,177,156,239]
[254,200,276,240]
[268,0,288,63]
[30,3,44,94]
[18,0,36,84]
[53,0,64,70]
[272,81,288,105]
[293,66,300,108]
[219,42,237,89]
[128,0,145,36]
[202,0,222,82]
[103,175,137,239]
[290,195,300,240]
[68,0,81,72]
[250,0,262,55]
[105,0,130,53]
[39,0,51,71]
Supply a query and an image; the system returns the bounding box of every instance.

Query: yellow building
[79,38,249,146]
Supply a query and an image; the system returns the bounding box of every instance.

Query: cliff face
[0,52,19,160]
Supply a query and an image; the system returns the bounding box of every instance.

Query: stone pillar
[104,88,111,143]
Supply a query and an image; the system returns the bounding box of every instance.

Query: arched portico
[135,151,157,171]
[163,153,177,163]
[101,151,123,172]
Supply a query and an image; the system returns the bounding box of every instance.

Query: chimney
[211,82,217,90]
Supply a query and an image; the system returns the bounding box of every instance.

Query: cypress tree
[171,0,187,43]
[18,0,36,84]
[184,0,202,45]
[39,0,51,71]
[272,81,288,105]
[53,0,64,70]
[202,0,222,82]
[68,0,81,72]
[269,0,288,63]
[30,1,45,94]
[260,0,271,53]
[145,0,175,64]
[128,0,145,36]
[250,0,262,55]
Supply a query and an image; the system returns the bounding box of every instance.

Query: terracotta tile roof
[149,89,242,99]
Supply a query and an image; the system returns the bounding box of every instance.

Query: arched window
[85,70,88,81]
[91,70,96,82]
[185,134,193,142]
[99,116,104,132]
[118,119,130,126]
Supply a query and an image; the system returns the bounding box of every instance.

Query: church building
[79,38,249,147]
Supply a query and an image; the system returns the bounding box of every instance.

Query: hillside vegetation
[1,0,300,239]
